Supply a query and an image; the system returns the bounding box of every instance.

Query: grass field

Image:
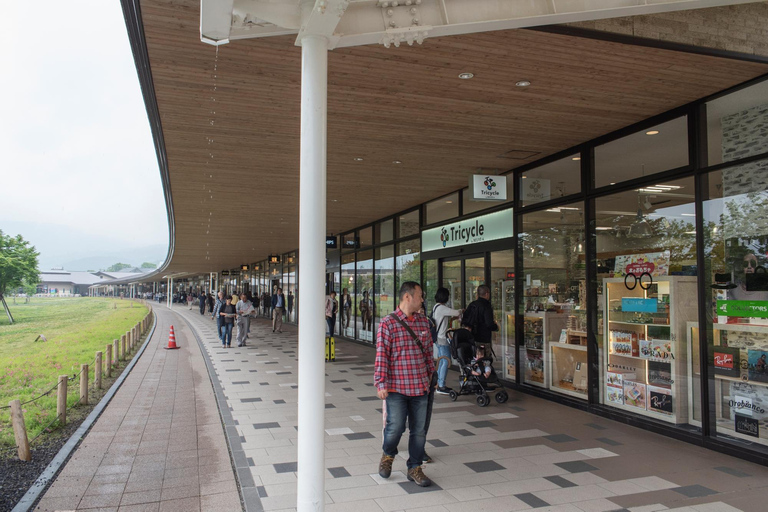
[0,298,148,448]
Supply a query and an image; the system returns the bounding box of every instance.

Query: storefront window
[520,202,586,398]
[595,116,689,189]
[702,163,768,448]
[398,210,420,238]
[595,177,699,426]
[396,239,420,292]
[491,250,516,380]
[422,259,438,314]
[426,193,459,225]
[707,80,768,166]
[375,245,395,338]
[520,155,580,207]
[341,254,355,338]
[376,219,394,244]
[359,227,373,248]
[357,250,374,343]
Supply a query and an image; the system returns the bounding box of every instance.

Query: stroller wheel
[495,390,509,404]
[476,394,489,407]
[449,390,458,402]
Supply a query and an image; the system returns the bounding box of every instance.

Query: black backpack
[428,304,448,344]
[461,302,479,331]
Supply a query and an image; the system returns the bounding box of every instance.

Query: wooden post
[105,345,112,378]
[80,364,89,405]
[121,335,126,360]
[57,375,68,425]
[10,400,31,462]
[126,331,132,353]
[113,339,120,366]
[95,351,103,390]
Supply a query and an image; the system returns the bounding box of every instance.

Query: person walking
[236,293,254,347]
[287,291,294,322]
[375,281,435,487]
[272,287,286,333]
[461,284,498,345]
[360,290,373,331]
[432,287,462,395]
[199,290,207,315]
[219,297,236,348]
[341,288,351,332]
[211,291,226,344]
[187,292,194,310]
[325,291,338,337]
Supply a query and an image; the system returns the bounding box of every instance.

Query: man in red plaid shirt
[375,281,436,487]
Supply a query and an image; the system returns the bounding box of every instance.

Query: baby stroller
[446,328,509,407]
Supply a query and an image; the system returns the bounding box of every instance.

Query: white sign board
[422,208,514,253]
[469,175,507,201]
[521,177,550,203]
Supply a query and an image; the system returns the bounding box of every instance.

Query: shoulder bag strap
[389,313,427,356]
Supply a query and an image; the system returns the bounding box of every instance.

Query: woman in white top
[432,287,462,394]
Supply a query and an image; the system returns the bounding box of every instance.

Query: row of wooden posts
[9,305,154,462]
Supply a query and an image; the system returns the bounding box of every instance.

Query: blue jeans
[382,392,429,469]
[436,344,451,388]
[326,315,336,338]
[216,317,225,341]
[222,323,233,345]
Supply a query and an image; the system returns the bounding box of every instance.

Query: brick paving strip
[34,307,242,512]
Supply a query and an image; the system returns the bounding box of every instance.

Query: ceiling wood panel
[139,0,768,273]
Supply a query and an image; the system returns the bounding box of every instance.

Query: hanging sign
[240,265,249,271]
[422,208,513,253]
[326,236,338,249]
[469,175,507,201]
[269,254,281,264]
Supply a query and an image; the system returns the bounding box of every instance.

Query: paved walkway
[35,306,240,512]
[36,304,768,512]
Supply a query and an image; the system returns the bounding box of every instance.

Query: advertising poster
[648,385,673,414]
[712,346,741,378]
[748,350,768,383]
[648,360,673,387]
[623,381,647,410]
[613,251,670,278]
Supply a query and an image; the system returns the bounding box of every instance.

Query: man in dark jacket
[461,285,498,344]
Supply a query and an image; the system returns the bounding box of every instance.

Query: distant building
[37,268,154,296]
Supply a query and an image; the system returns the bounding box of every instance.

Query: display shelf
[603,276,697,424]
[522,312,567,389]
[687,322,768,446]
[549,343,588,398]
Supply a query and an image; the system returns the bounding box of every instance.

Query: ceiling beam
[201,0,764,49]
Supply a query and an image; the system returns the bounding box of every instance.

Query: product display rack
[687,321,768,446]
[523,312,567,388]
[603,276,697,424]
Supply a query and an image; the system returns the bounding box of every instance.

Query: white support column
[296,34,328,512]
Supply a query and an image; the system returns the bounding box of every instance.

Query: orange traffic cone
[165,325,180,349]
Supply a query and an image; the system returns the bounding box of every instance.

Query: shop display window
[520,202,587,398]
[376,219,394,244]
[520,155,581,207]
[594,116,688,189]
[701,164,768,449]
[426,193,459,225]
[375,246,395,339]
[357,250,374,343]
[491,250,515,380]
[398,210,420,238]
[396,239,420,291]
[594,177,700,427]
[341,254,356,339]
[707,80,768,167]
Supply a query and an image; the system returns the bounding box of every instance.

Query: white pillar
[297,34,328,512]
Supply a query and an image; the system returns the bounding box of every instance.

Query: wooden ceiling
[139,0,768,273]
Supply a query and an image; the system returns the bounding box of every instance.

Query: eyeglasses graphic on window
[624,272,653,291]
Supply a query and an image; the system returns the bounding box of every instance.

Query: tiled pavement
[35,306,240,512]
[38,305,768,512]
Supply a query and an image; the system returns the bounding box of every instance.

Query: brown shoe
[407,466,432,487]
[378,454,395,478]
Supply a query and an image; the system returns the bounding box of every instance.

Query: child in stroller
[446,328,508,407]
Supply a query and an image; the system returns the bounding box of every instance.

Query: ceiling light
[458,72,474,79]
[610,182,616,185]
[681,213,695,217]
[596,227,612,231]
[572,157,581,161]
[392,160,402,164]
[446,200,453,204]
[646,130,660,135]
[515,80,531,87]
[353,157,363,161]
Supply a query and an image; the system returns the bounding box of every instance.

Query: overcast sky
[0,1,168,270]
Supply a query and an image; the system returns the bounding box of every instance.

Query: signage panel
[469,175,507,202]
[521,177,550,203]
[422,208,513,253]
[621,298,657,313]
[326,236,338,249]
[717,300,768,318]
[240,265,249,271]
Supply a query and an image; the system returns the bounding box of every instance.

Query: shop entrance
[439,255,486,310]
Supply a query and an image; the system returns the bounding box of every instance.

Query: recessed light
[572,157,581,161]
[515,80,531,87]
[392,160,402,164]
[353,157,363,161]
[522,175,527,179]
[646,130,659,135]
[458,72,474,80]
[446,200,453,204]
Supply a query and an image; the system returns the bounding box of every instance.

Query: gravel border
[8,311,157,512]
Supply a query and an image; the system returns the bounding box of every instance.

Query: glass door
[442,259,462,310]
[464,257,486,307]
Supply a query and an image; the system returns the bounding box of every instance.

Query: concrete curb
[12,308,158,512]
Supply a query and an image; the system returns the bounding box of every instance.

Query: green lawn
[0,298,149,448]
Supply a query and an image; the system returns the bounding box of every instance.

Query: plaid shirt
[375,308,435,396]
[212,297,225,319]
